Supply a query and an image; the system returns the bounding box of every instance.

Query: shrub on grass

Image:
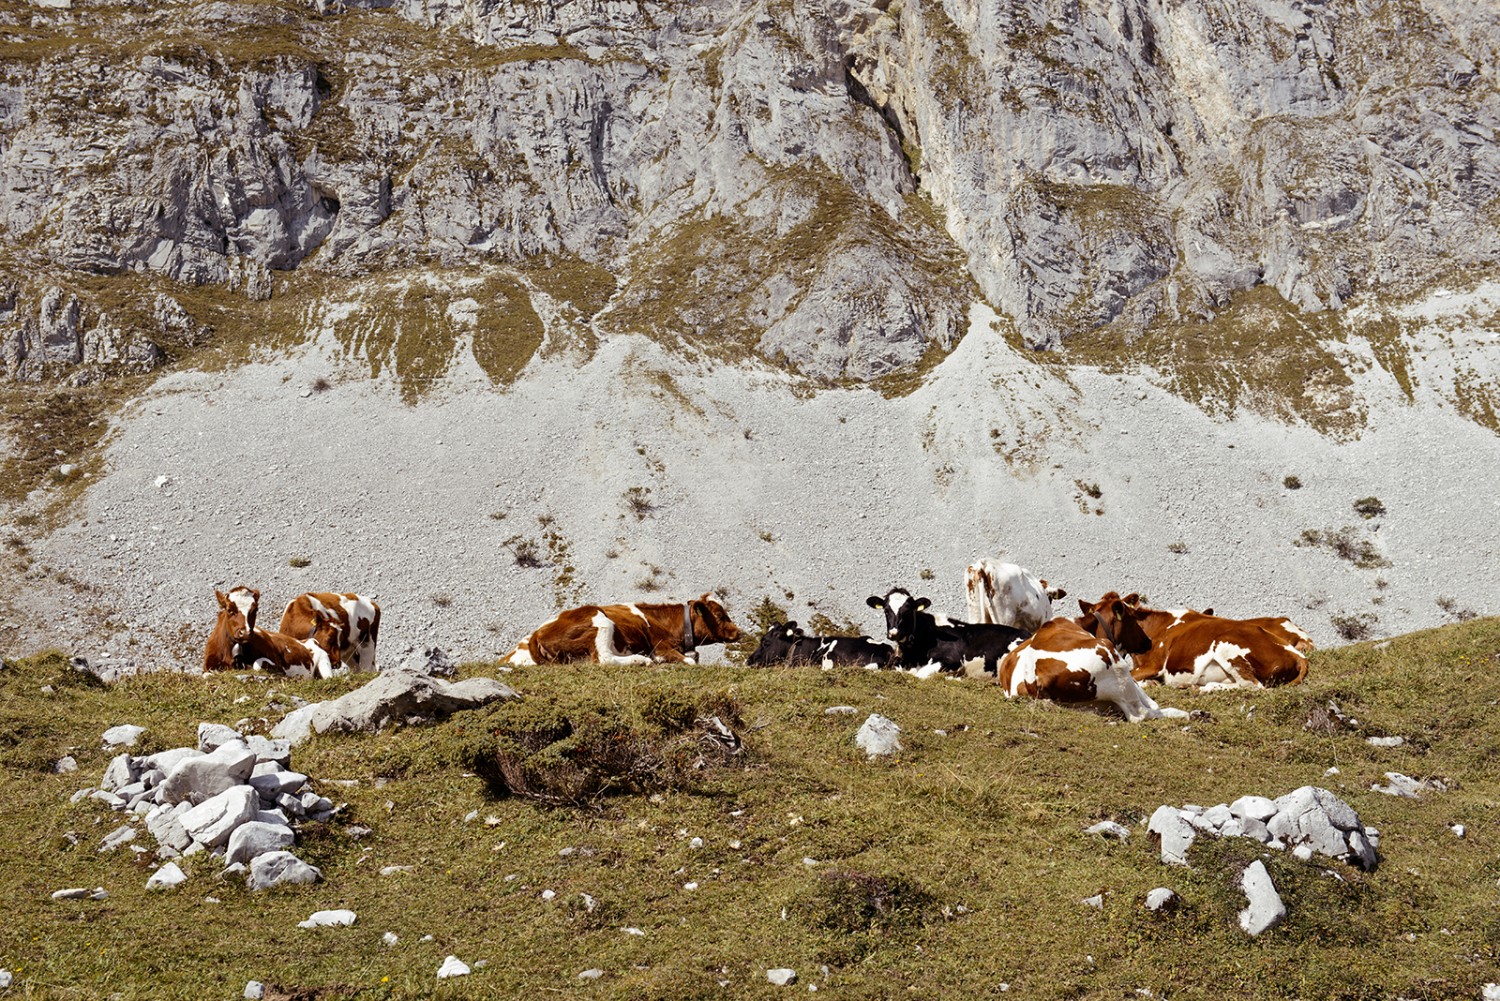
[796,870,940,935]
[1331,612,1377,642]
[460,690,744,806]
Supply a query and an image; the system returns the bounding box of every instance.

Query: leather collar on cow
[683,602,696,653]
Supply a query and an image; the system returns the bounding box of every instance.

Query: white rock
[1144,888,1178,912]
[102,724,145,748]
[1483,984,1500,1001]
[824,706,857,715]
[1451,824,1466,838]
[159,747,256,807]
[1292,844,1314,861]
[51,887,91,900]
[197,723,243,752]
[383,932,399,946]
[246,850,323,891]
[146,861,187,890]
[1081,894,1104,909]
[1237,861,1286,936]
[88,888,108,901]
[225,821,296,866]
[141,747,203,776]
[1366,735,1405,748]
[245,982,265,1000]
[0,970,12,988]
[1199,804,1234,830]
[437,956,471,979]
[245,735,292,767]
[298,909,357,929]
[179,786,258,848]
[1084,821,1130,840]
[98,824,136,851]
[272,669,518,745]
[854,714,902,757]
[54,755,78,774]
[1228,796,1277,822]
[579,968,604,980]
[1146,806,1196,866]
[767,968,797,986]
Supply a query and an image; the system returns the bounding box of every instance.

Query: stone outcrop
[271,666,518,745]
[2,0,1494,382]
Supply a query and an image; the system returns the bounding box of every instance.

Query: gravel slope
[8,291,1500,675]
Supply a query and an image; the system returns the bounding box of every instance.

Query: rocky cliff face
[0,0,1496,386]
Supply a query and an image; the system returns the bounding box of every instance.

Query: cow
[964,559,1067,633]
[203,586,333,679]
[996,594,1187,722]
[746,621,893,670]
[506,594,741,666]
[866,588,1030,678]
[278,592,381,674]
[1106,592,1311,690]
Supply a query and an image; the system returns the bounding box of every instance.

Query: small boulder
[225,821,296,866]
[247,851,322,891]
[1229,795,1278,822]
[245,982,265,1000]
[179,786,258,848]
[101,725,145,748]
[1146,806,1196,866]
[1084,821,1130,841]
[297,909,356,929]
[146,862,187,890]
[53,755,78,774]
[272,669,518,745]
[98,825,136,852]
[437,956,471,979]
[1144,888,1179,912]
[197,723,243,753]
[767,968,797,986]
[854,714,902,758]
[1237,861,1286,936]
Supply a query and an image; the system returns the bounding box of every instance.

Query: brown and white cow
[203,586,333,679]
[1107,592,1311,690]
[964,559,1066,633]
[278,592,381,674]
[505,594,740,666]
[996,595,1186,722]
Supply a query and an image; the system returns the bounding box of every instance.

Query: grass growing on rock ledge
[2,620,1500,998]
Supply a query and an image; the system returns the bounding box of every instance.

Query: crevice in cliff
[843,54,918,189]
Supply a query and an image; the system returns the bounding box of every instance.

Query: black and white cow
[866,587,1031,678]
[747,621,894,670]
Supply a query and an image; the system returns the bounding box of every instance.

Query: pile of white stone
[75,722,331,891]
[1147,786,1378,871]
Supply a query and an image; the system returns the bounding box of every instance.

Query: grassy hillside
[2,620,1498,999]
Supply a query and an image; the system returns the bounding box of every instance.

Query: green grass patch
[3,616,1500,997]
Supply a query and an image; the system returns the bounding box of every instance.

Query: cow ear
[866,595,885,609]
[216,590,229,608]
[1203,607,1214,616]
[1077,598,1095,614]
[915,597,931,611]
[1048,586,1068,600]
[1121,592,1140,605]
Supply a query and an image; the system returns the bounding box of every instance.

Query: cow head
[690,594,741,644]
[216,586,260,643]
[1079,595,1152,656]
[747,621,806,667]
[867,588,930,643]
[1041,579,1068,601]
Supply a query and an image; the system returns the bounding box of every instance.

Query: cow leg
[591,614,651,666]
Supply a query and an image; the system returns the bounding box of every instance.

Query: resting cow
[866,588,1029,678]
[747,621,893,670]
[1108,592,1311,689]
[964,559,1067,633]
[996,595,1186,722]
[203,586,333,679]
[506,594,740,665]
[278,591,381,674]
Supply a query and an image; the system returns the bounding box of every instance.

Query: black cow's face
[746,621,804,666]
[866,589,930,643]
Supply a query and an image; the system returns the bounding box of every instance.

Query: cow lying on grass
[996,594,1187,722]
[506,594,741,665]
[746,621,894,670]
[866,588,1030,678]
[1103,592,1312,689]
[202,586,333,678]
[278,591,381,674]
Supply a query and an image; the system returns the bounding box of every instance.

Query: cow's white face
[867,588,928,642]
[220,586,259,642]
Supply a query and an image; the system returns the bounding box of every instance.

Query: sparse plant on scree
[1295,526,1391,569]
